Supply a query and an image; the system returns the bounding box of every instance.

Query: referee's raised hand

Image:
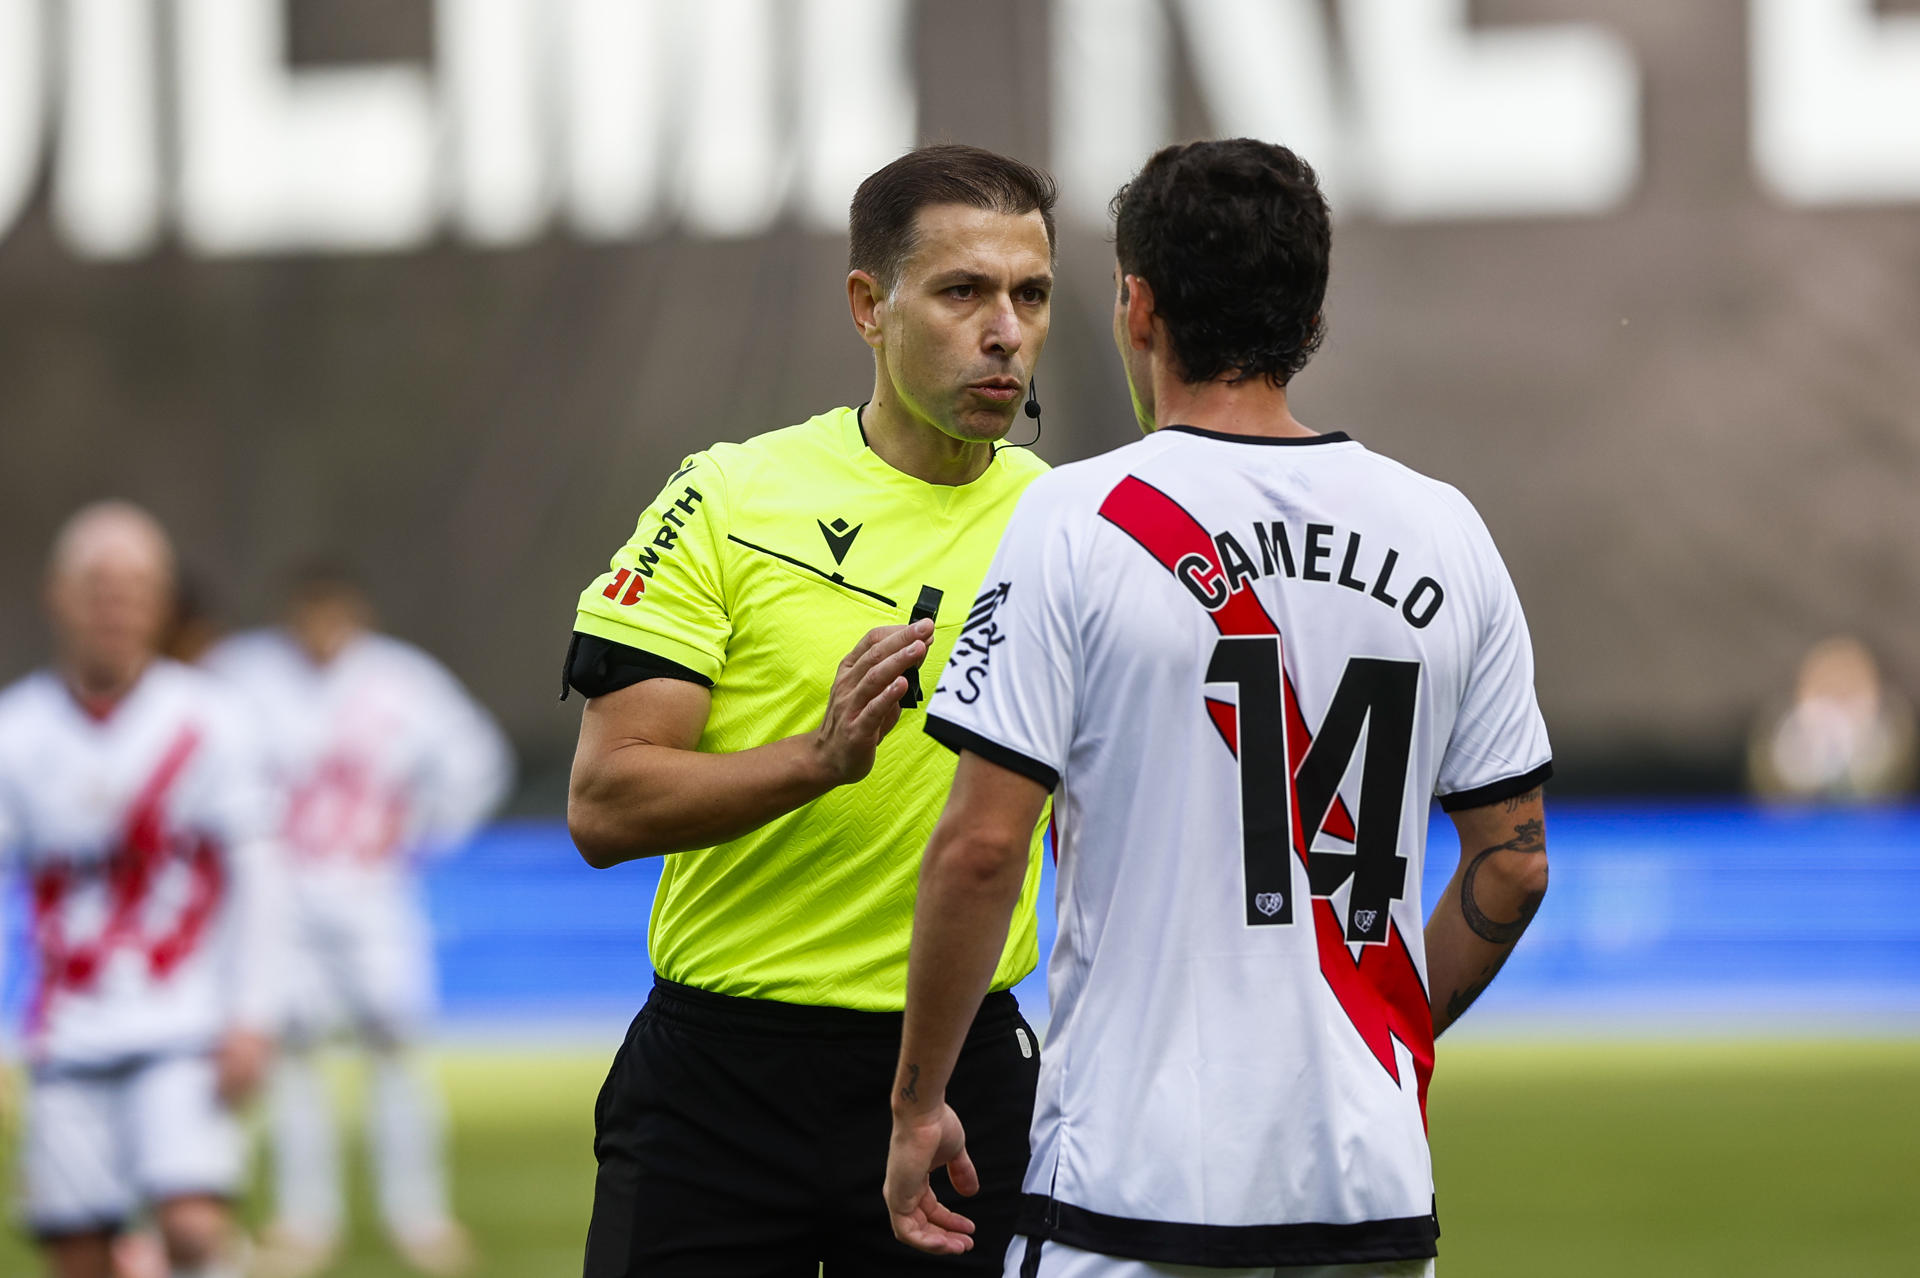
[813,618,935,784]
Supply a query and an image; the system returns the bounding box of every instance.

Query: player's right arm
[564,452,931,867]
[1425,787,1548,1036]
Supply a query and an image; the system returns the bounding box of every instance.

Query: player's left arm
[1426,787,1548,1036]
[886,752,1050,1255]
[1426,493,1552,1036]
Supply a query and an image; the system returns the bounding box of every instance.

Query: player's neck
[1149,368,1316,441]
[59,654,150,718]
[859,390,995,487]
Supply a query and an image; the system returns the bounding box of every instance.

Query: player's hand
[215,1027,275,1106]
[884,1102,979,1255]
[812,619,934,785]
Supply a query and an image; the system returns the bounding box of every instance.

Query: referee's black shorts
[584,976,1041,1278]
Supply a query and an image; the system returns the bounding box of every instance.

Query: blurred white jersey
[926,426,1551,1269]
[0,661,285,1067]
[204,629,508,1038]
[204,630,511,890]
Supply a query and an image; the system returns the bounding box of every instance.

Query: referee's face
[874,204,1053,444]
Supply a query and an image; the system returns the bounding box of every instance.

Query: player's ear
[847,270,886,350]
[1123,274,1157,352]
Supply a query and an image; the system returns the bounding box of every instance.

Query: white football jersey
[203,630,512,890]
[926,426,1551,1268]
[0,662,288,1067]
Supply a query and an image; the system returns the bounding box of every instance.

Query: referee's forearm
[567,733,836,866]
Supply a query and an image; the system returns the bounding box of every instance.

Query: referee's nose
[981,293,1024,360]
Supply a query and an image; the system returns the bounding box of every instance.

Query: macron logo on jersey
[817,517,862,565]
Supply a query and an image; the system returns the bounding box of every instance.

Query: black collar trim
[1162,424,1352,447]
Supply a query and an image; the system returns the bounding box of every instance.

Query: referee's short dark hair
[1111,138,1331,388]
[849,144,1058,292]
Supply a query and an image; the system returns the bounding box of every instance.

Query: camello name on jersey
[1179,520,1445,630]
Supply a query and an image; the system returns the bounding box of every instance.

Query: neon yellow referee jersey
[574,407,1050,1011]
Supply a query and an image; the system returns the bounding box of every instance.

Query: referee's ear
[848,270,886,350]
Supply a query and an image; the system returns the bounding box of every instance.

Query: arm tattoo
[899,1064,920,1104]
[1499,786,1543,814]
[1459,816,1546,944]
[1439,954,1511,1034]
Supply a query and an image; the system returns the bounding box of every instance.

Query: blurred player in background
[565,144,1056,1275]
[1748,635,1917,801]
[0,502,286,1278]
[885,140,1554,1276]
[205,563,513,1277]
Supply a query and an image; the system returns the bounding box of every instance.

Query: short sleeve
[573,453,732,683]
[1435,541,1553,811]
[925,480,1080,791]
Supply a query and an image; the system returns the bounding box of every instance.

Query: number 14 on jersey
[1205,634,1418,943]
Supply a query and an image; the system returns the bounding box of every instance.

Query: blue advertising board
[6,804,1918,1039]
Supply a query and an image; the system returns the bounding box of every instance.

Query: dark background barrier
[3,1,1918,803]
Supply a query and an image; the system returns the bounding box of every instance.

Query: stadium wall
[1,2,1917,794]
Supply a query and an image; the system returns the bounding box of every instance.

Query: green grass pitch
[3,1039,1915,1275]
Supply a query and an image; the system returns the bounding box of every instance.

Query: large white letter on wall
[1342,0,1639,220]
[1752,0,1920,205]
[1172,0,1347,208]
[176,0,436,254]
[561,0,673,240]
[440,0,549,246]
[0,0,43,242]
[55,0,162,259]
[675,0,784,238]
[1052,0,1170,227]
[794,0,915,232]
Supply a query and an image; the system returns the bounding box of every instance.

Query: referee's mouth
[968,378,1022,404]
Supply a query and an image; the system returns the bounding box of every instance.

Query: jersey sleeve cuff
[563,632,714,701]
[1436,760,1553,812]
[925,715,1060,791]
[572,612,724,685]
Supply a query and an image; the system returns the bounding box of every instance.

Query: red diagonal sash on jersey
[29,725,226,1032]
[1098,475,1435,1118]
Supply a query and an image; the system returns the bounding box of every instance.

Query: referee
[564,145,1057,1276]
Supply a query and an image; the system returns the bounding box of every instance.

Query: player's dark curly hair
[849,144,1057,291]
[1111,139,1330,387]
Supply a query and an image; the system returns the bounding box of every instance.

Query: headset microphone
[1004,377,1043,449]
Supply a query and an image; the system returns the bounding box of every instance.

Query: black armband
[560,632,713,701]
